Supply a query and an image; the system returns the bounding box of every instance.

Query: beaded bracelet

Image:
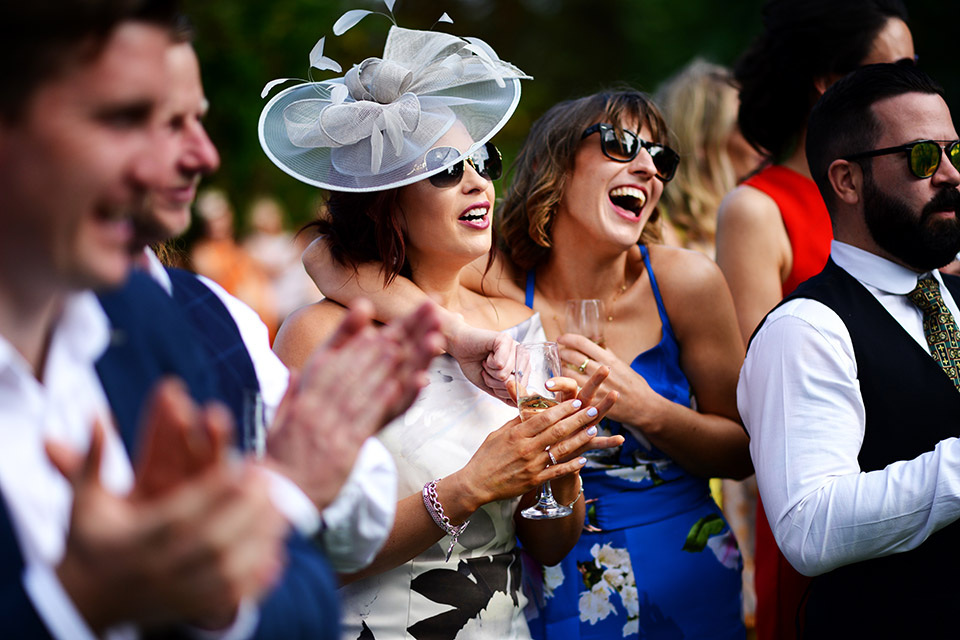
[564,474,584,509]
[422,478,469,561]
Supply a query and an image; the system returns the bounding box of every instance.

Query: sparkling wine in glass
[565,299,606,348]
[516,341,573,519]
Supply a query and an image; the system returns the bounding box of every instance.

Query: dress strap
[525,269,536,309]
[640,244,676,341]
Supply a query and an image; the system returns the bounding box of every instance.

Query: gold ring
[577,358,590,373]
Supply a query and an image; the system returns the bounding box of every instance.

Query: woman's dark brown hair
[304,189,409,285]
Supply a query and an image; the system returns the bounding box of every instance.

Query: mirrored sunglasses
[843,139,960,179]
[420,142,503,188]
[581,123,680,182]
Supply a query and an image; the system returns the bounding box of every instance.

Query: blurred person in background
[655,58,764,259]
[243,195,321,320]
[192,187,279,339]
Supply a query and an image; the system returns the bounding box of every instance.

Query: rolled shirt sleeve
[739,298,960,576]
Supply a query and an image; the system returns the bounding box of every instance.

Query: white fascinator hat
[258,4,530,193]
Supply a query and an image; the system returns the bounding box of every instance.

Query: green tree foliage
[183,0,951,232]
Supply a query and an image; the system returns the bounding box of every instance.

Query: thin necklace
[605,281,628,322]
[543,277,629,330]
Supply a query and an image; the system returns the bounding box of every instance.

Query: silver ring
[547,449,558,466]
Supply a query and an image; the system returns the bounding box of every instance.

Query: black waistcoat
[777,259,960,638]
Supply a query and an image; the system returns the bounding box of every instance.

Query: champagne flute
[516,341,573,519]
[565,299,606,347]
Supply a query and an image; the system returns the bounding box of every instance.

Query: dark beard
[863,175,960,271]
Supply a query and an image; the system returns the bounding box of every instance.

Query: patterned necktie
[907,276,960,393]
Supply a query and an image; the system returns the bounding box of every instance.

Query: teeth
[609,186,646,208]
[460,207,489,220]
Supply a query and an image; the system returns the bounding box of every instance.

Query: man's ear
[827,159,863,206]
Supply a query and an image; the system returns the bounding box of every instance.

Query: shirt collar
[830,240,939,295]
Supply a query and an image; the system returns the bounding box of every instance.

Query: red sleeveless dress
[743,165,832,640]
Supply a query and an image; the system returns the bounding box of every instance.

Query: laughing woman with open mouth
[305,89,752,638]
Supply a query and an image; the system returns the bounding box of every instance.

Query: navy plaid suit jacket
[0,271,339,638]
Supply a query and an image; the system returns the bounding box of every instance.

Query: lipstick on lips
[458,202,491,230]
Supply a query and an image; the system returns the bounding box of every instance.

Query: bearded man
[739,63,960,638]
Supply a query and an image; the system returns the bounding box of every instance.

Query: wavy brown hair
[498,90,672,271]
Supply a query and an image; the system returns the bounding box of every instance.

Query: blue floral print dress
[523,245,744,640]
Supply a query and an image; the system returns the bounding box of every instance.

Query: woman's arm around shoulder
[459,250,526,304]
[715,184,792,343]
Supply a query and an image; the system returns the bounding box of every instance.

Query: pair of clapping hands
[47,300,443,634]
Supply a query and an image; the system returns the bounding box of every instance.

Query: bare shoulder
[461,287,533,331]
[646,244,740,346]
[490,295,535,330]
[646,243,728,300]
[717,183,781,230]
[273,299,348,370]
[715,183,792,283]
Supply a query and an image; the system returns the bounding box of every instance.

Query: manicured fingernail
[586,407,598,417]
[586,425,598,436]
[578,457,587,466]
[572,399,582,408]
[545,380,555,388]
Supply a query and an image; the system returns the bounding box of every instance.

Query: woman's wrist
[422,479,470,561]
[551,472,582,507]
[434,471,485,525]
[624,385,668,436]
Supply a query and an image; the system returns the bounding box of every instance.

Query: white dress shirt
[739,240,960,577]
[0,292,134,640]
[143,249,396,571]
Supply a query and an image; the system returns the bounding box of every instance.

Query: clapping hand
[48,380,286,632]
[266,299,444,511]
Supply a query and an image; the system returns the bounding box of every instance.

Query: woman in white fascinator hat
[263,5,622,638]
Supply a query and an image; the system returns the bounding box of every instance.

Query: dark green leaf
[682,514,725,552]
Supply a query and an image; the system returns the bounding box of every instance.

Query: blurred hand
[132,377,233,499]
[49,411,286,631]
[266,299,443,510]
